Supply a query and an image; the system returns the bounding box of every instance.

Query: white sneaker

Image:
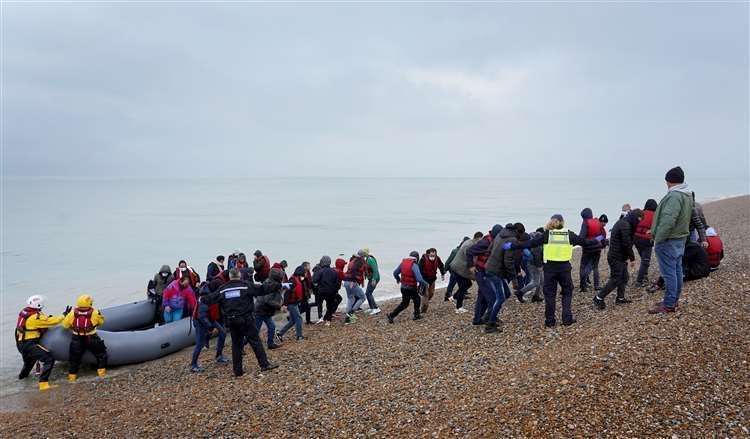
[364,309,373,315]
[448,297,455,303]
[455,307,468,314]
[369,308,381,315]
[315,318,325,325]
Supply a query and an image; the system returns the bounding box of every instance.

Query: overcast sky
[2,3,748,179]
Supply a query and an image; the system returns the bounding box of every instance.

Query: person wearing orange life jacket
[62,294,108,381]
[705,227,724,270]
[16,295,67,391]
[578,208,606,292]
[418,248,446,314]
[174,260,201,290]
[634,199,658,287]
[387,251,429,323]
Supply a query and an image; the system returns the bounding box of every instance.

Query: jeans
[484,273,508,324]
[279,303,303,339]
[543,265,575,326]
[445,272,458,299]
[389,286,421,320]
[163,307,183,323]
[598,259,629,300]
[254,315,277,346]
[473,271,492,324]
[579,251,601,290]
[365,279,379,310]
[635,239,654,284]
[191,323,226,367]
[519,264,543,298]
[344,281,365,314]
[655,238,686,308]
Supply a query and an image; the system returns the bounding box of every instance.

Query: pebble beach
[1,195,748,437]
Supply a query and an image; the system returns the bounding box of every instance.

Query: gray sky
[3,2,748,179]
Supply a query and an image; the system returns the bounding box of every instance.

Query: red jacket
[285,277,305,305]
[335,258,347,281]
[344,256,366,285]
[706,236,724,268]
[634,210,655,241]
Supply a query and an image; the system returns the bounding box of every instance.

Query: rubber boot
[68,374,77,382]
[39,381,58,391]
[97,368,106,377]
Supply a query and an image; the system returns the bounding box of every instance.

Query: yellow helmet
[75,294,93,308]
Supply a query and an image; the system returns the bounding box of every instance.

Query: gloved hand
[63,306,72,316]
[502,242,513,250]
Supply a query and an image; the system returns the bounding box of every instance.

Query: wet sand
[1,195,748,437]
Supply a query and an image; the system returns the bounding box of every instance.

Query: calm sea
[1,176,747,387]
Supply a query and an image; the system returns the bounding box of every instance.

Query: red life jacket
[345,257,366,284]
[706,236,724,268]
[15,307,40,341]
[634,210,655,240]
[71,308,95,335]
[208,304,221,321]
[285,277,305,304]
[585,218,604,239]
[236,260,248,269]
[399,258,418,288]
[421,257,439,278]
[474,235,493,271]
[175,268,199,287]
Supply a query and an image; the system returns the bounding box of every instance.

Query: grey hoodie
[450,237,482,280]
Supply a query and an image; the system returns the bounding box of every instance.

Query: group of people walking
[15,166,725,390]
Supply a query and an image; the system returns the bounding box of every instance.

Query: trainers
[448,296,455,303]
[562,318,577,326]
[190,365,204,373]
[615,297,632,305]
[216,356,230,364]
[593,296,606,310]
[261,363,279,372]
[315,318,325,325]
[324,321,331,327]
[369,308,381,316]
[296,336,306,341]
[545,321,557,328]
[646,284,659,294]
[515,291,526,303]
[455,307,468,314]
[386,314,394,324]
[648,303,676,314]
[531,295,544,303]
[484,322,501,334]
[412,314,423,321]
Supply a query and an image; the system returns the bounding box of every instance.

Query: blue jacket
[393,260,428,288]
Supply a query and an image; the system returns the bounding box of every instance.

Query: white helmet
[27,295,44,310]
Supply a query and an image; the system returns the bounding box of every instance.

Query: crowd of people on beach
[14,166,726,390]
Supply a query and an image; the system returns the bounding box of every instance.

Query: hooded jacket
[607,212,639,263]
[253,255,271,282]
[634,199,658,242]
[485,227,518,278]
[579,208,605,253]
[313,261,341,296]
[467,225,503,272]
[449,237,482,280]
[162,279,197,314]
[652,184,694,244]
[152,265,174,296]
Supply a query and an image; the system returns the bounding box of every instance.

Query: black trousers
[323,293,343,321]
[227,315,269,377]
[389,286,421,320]
[543,265,575,325]
[453,274,472,308]
[299,300,312,323]
[69,334,108,374]
[314,293,324,319]
[598,259,629,300]
[17,340,55,382]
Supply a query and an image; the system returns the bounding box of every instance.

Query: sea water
[1,176,747,388]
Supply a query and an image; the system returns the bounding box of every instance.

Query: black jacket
[206,280,264,319]
[312,265,341,296]
[683,241,710,281]
[486,227,517,278]
[607,215,638,263]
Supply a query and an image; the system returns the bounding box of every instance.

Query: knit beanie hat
[665,166,685,184]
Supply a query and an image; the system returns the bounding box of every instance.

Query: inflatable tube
[40,300,196,366]
[99,300,158,331]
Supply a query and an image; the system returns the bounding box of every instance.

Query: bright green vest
[544,228,573,262]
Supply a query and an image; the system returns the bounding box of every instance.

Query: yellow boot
[68,374,77,382]
[97,368,106,377]
[39,382,58,391]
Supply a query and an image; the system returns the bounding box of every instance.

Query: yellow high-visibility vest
[544,228,573,262]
